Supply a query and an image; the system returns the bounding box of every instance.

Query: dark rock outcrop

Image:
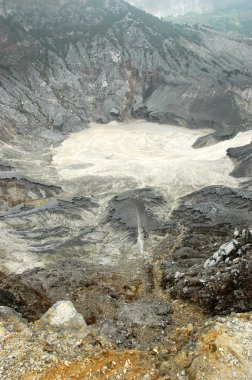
[173,185,252,227]
[106,187,174,239]
[162,186,252,315]
[227,142,252,178]
[0,270,52,321]
[0,175,61,211]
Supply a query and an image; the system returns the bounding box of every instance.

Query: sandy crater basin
[53,120,252,197]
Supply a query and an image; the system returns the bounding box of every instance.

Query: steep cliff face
[0,0,252,143]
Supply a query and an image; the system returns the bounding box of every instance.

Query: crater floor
[53,120,252,197]
[1,120,252,357]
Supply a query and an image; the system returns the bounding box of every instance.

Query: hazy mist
[128,0,251,16]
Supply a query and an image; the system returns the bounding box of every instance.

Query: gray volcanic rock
[0,0,251,143]
[162,186,252,315]
[0,164,12,171]
[0,196,100,253]
[173,185,252,226]
[96,299,172,347]
[227,142,252,178]
[118,299,172,326]
[0,176,61,211]
[227,143,252,160]
[0,306,29,334]
[106,188,173,239]
[40,300,88,329]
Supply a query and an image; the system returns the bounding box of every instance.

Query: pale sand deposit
[53,120,252,197]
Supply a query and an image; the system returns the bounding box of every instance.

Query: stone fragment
[0,306,30,341]
[110,108,120,117]
[0,306,28,331]
[40,301,87,329]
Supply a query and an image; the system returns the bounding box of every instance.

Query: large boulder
[40,301,88,329]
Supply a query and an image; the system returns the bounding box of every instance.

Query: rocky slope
[1,301,252,380]
[162,186,252,315]
[0,0,252,144]
[0,1,252,379]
